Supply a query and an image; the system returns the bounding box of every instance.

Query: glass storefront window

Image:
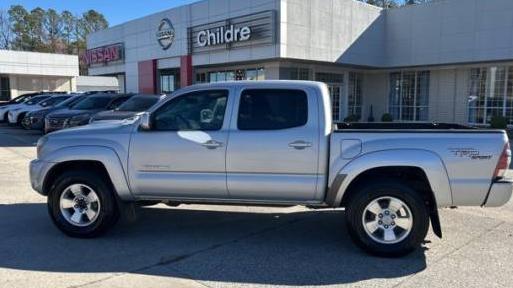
[246,69,257,81]
[388,71,430,121]
[280,68,311,80]
[316,72,345,122]
[469,65,513,125]
[159,70,180,94]
[348,72,363,120]
[200,68,265,83]
[0,76,10,101]
[257,68,265,80]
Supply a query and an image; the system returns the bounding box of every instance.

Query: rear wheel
[48,171,119,238]
[345,180,429,257]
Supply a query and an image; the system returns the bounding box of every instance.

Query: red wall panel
[180,55,193,88]
[138,59,157,94]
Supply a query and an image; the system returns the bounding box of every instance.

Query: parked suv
[8,94,72,126]
[90,94,163,123]
[44,93,132,133]
[5,95,52,125]
[23,94,85,130]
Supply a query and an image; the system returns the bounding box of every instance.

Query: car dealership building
[86,0,513,125]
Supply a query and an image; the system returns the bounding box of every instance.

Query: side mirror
[139,112,151,131]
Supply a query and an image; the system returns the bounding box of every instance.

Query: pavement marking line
[391,220,506,288]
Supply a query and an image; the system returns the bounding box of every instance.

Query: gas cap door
[341,139,362,159]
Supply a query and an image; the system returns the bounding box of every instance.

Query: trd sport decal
[449,148,492,160]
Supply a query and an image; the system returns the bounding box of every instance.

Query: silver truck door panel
[128,89,231,198]
[226,88,320,201]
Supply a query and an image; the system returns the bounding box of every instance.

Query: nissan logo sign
[156,18,175,50]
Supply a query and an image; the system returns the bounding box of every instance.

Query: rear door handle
[201,140,223,149]
[288,140,312,150]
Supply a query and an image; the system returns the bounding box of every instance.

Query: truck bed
[329,123,509,207]
[335,122,500,132]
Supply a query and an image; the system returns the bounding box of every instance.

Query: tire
[345,179,429,257]
[48,170,120,238]
[16,112,26,126]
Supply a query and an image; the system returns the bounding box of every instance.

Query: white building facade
[0,50,78,100]
[87,0,513,125]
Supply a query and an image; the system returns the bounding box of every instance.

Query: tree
[0,9,12,49]
[360,0,432,8]
[8,5,29,50]
[5,5,109,75]
[61,10,76,54]
[359,0,400,8]
[75,10,109,75]
[44,9,62,52]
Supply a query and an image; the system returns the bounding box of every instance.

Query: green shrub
[490,115,508,129]
[344,114,360,123]
[381,113,393,122]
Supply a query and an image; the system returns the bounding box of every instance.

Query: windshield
[39,96,69,107]
[13,94,33,103]
[25,96,51,106]
[57,95,85,108]
[72,96,113,110]
[116,96,160,112]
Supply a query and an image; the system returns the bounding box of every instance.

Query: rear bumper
[484,179,513,207]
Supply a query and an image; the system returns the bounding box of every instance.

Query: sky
[0,0,411,27]
[0,0,201,26]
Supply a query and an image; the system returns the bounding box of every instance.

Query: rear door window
[237,89,308,130]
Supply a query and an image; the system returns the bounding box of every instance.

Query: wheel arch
[41,146,134,200]
[327,149,451,238]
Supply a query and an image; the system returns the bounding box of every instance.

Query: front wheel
[345,180,429,257]
[48,171,119,238]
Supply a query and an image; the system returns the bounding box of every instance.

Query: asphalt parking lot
[0,123,512,288]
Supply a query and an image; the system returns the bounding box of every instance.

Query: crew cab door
[226,87,320,201]
[128,88,231,198]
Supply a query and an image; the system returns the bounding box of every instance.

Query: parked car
[30,81,513,257]
[8,94,71,126]
[0,92,42,107]
[44,93,132,133]
[0,93,46,121]
[90,94,164,123]
[22,94,85,130]
[4,95,53,125]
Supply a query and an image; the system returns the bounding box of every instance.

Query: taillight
[494,143,511,179]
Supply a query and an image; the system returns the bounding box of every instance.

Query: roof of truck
[173,80,327,95]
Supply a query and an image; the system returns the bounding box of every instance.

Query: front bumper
[7,111,17,124]
[23,116,43,130]
[0,110,6,122]
[29,159,55,196]
[484,179,513,207]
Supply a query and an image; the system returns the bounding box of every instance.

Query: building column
[138,59,157,94]
[180,55,193,88]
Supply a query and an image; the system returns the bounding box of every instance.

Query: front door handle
[288,140,312,150]
[201,140,223,149]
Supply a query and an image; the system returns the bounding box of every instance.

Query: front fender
[43,145,134,200]
[328,149,452,207]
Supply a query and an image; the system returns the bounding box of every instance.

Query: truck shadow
[0,203,427,286]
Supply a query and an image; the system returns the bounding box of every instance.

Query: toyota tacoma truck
[30,81,513,256]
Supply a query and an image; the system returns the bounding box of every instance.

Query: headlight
[68,114,91,127]
[36,136,49,159]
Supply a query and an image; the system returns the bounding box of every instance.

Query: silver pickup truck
[30,81,513,256]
